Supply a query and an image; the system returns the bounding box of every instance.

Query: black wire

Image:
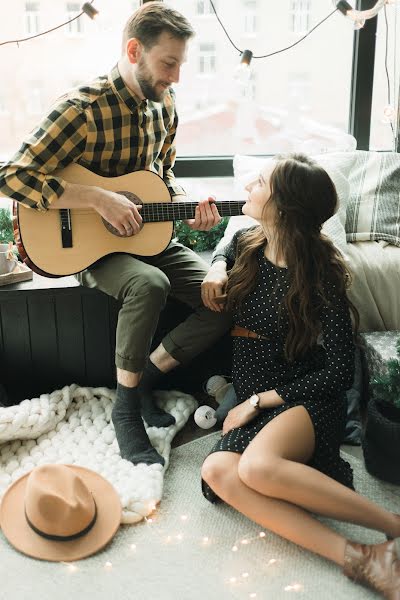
[0,0,95,47]
[383,5,395,139]
[208,0,339,59]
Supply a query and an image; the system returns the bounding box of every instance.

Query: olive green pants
[77,241,232,372]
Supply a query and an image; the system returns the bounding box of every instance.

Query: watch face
[250,395,258,407]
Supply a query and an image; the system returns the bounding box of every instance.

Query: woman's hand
[222,401,258,435]
[201,261,228,312]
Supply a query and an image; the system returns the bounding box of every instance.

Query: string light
[383,105,396,122]
[284,582,304,592]
[82,2,99,20]
[62,562,78,572]
[335,0,395,29]
[0,1,99,47]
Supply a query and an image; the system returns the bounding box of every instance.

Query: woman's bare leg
[202,451,347,565]
[237,406,400,539]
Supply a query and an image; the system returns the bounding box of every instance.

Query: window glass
[370,4,400,151]
[244,0,257,35]
[25,2,40,35]
[289,0,311,34]
[66,2,84,36]
[0,0,353,160]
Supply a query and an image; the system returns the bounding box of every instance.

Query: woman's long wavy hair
[226,153,359,361]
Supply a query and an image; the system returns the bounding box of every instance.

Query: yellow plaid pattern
[0,65,184,211]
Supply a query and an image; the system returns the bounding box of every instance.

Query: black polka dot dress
[202,228,355,504]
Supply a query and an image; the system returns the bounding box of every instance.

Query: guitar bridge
[60,209,73,248]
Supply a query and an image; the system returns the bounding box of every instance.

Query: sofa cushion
[346,151,400,247]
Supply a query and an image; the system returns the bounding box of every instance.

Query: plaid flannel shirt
[0,64,185,211]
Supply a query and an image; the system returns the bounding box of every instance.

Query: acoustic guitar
[13,164,245,278]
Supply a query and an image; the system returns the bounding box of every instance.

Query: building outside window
[289,0,311,34]
[27,83,44,116]
[25,2,40,35]
[66,2,84,36]
[199,43,216,74]
[243,0,257,35]
[0,1,361,159]
[197,0,214,16]
[0,95,7,115]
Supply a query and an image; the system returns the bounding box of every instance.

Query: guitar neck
[140,200,245,223]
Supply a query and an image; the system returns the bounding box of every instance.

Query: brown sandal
[344,538,400,599]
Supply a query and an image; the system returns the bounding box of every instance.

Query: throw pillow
[346,151,400,247]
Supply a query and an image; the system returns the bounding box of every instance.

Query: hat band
[24,502,98,542]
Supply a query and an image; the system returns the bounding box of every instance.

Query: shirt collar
[108,64,147,112]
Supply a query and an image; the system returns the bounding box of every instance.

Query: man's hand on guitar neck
[50,182,143,237]
[176,195,221,231]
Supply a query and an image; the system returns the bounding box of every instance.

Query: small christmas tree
[370,337,400,411]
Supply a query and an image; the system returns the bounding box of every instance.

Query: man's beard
[136,57,169,102]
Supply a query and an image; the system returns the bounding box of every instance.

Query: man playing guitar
[0,2,232,466]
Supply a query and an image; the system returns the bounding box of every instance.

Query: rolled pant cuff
[115,353,146,373]
[161,333,188,365]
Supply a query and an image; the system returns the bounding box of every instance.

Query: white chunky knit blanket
[0,385,197,524]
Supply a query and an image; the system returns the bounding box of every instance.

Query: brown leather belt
[231,325,267,340]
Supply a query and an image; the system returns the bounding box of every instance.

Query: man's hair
[122,2,195,50]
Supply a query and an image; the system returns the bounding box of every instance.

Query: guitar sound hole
[101,190,144,237]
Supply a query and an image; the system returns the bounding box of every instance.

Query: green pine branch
[174,217,229,252]
[371,337,400,410]
[0,208,14,243]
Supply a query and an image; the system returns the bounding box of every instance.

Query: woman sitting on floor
[200,153,400,599]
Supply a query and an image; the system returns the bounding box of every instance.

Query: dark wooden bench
[0,272,231,405]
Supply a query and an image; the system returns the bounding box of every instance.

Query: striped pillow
[346,151,400,246]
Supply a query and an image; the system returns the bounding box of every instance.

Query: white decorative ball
[194,406,217,429]
[205,375,227,398]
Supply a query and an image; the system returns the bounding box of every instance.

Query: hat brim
[0,464,122,562]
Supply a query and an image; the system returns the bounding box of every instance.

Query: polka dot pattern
[203,243,355,504]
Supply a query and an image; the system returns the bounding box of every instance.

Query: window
[370,6,400,150]
[66,3,83,36]
[198,43,216,74]
[27,83,44,115]
[25,2,40,35]
[288,73,311,112]
[197,0,214,15]
[0,94,7,115]
[243,0,257,35]
[289,0,311,34]
[0,1,356,160]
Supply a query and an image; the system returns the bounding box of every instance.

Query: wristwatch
[249,394,261,410]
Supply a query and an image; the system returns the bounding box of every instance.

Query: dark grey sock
[139,360,176,428]
[112,383,165,466]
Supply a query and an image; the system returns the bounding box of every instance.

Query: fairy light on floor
[56,511,295,599]
[284,583,304,592]
[61,562,78,572]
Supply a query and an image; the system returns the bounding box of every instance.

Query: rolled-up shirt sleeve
[212,227,253,270]
[275,287,355,403]
[0,101,87,211]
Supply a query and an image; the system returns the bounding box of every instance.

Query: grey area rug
[1,432,399,600]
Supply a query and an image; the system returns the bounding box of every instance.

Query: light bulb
[382,104,395,123]
[234,50,253,85]
[334,0,388,26]
[81,2,99,19]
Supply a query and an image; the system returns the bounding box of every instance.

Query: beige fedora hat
[0,463,121,562]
